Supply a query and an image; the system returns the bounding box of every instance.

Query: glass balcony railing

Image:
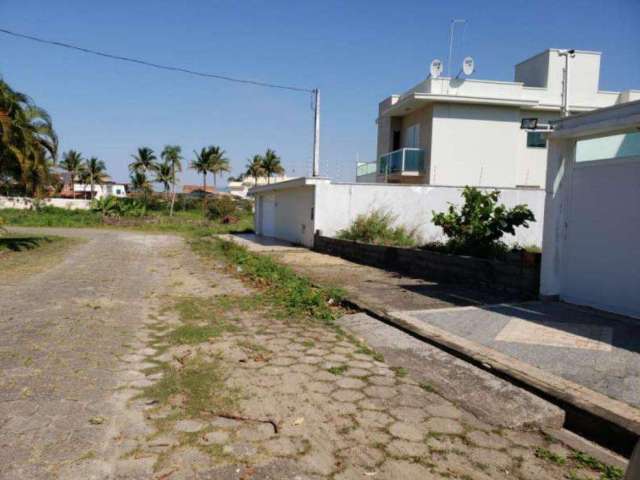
[356,161,377,177]
[378,148,425,175]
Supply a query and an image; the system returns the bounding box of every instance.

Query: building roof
[182,184,216,194]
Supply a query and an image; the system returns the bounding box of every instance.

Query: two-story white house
[361,49,639,188]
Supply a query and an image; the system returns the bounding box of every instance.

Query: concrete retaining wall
[0,196,91,210]
[314,234,541,297]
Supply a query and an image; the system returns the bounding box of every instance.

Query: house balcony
[378,148,426,183]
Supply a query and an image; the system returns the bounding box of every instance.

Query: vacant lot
[0,228,621,479]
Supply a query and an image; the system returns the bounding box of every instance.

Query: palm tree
[60,150,84,199]
[0,78,58,196]
[261,149,284,184]
[129,147,158,175]
[190,147,212,217]
[155,162,173,200]
[161,145,182,216]
[82,157,108,200]
[207,145,230,187]
[245,155,264,186]
[130,171,151,208]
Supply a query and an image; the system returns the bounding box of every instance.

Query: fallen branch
[208,411,279,434]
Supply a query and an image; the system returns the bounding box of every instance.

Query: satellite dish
[462,56,475,76]
[429,59,443,78]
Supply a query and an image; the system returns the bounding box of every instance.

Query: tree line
[1,76,287,206]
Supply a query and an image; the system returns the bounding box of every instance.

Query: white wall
[254,186,315,246]
[430,104,522,187]
[0,196,91,210]
[314,182,545,247]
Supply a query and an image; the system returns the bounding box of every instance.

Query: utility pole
[558,49,575,117]
[312,88,321,177]
[447,19,466,77]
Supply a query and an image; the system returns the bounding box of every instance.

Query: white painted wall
[430,104,522,187]
[541,100,640,318]
[314,182,545,247]
[74,183,127,199]
[254,186,315,246]
[0,196,91,210]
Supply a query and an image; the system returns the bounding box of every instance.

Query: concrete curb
[342,296,640,457]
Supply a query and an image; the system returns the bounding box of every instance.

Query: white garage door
[562,134,640,318]
[260,193,276,238]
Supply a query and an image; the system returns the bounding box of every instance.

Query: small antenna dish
[429,59,443,78]
[462,56,475,76]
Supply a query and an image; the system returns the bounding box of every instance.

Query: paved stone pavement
[226,234,640,412]
[401,302,640,409]
[0,228,625,479]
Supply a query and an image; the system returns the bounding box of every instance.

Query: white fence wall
[314,183,545,247]
[0,196,91,210]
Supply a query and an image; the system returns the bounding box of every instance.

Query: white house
[541,100,640,318]
[73,180,127,199]
[363,49,639,188]
[228,174,289,198]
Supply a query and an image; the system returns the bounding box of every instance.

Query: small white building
[541,100,640,318]
[228,174,289,198]
[365,49,639,188]
[252,177,545,248]
[73,181,127,199]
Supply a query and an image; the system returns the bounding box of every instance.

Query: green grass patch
[391,366,408,377]
[1,206,253,235]
[190,237,345,322]
[143,358,237,418]
[327,365,348,375]
[535,447,566,465]
[165,325,226,345]
[419,382,437,393]
[570,452,624,480]
[355,345,384,362]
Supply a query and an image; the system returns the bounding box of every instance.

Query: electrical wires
[0,27,314,93]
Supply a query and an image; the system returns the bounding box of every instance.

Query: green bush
[91,197,146,217]
[336,209,418,247]
[432,186,535,258]
[207,195,252,221]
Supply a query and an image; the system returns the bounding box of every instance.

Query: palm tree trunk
[169,165,176,217]
[91,175,94,200]
[202,173,207,219]
[71,172,76,199]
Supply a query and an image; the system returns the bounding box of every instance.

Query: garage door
[562,134,640,318]
[260,193,276,238]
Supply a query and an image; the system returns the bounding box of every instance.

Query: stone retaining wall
[313,234,541,297]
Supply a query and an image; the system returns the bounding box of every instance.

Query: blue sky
[1,0,639,186]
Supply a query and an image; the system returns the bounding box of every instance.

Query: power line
[0,27,313,93]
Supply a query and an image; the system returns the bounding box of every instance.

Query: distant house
[364,48,640,188]
[182,185,217,198]
[58,173,127,199]
[228,174,289,198]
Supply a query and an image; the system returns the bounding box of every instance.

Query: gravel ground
[0,228,617,479]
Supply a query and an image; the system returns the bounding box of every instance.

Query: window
[576,132,640,163]
[527,131,547,148]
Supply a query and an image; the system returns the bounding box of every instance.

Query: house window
[527,131,547,148]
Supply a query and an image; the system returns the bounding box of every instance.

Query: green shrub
[207,195,252,221]
[336,209,418,247]
[432,187,535,258]
[91,197,146,217]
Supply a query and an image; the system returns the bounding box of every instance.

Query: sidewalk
[223,234,640,455]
